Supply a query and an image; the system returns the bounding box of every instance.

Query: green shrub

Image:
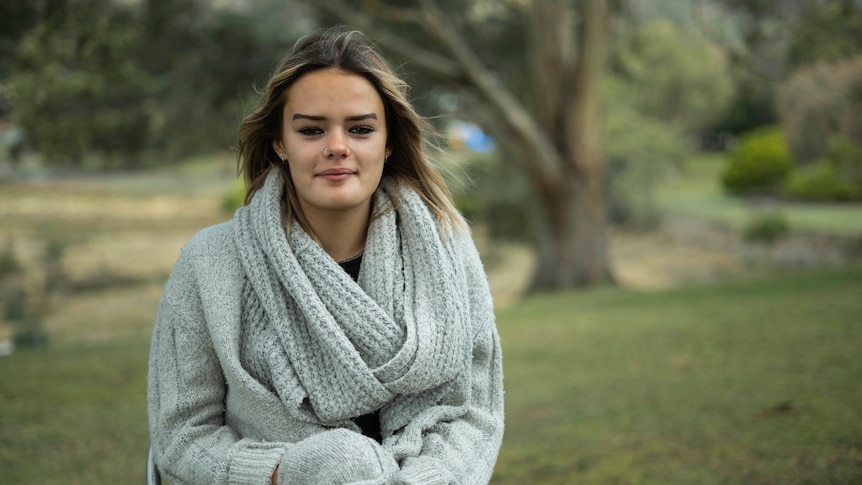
[11,318,50,350]
[743,210,791,244]
[826,135,862,192]
[0,240,50,351]
[722,126,792,195]
[784,161,857,201]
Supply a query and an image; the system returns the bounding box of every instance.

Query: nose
[325,131,349,158]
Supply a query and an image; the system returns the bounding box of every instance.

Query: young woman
[147,27,504,484]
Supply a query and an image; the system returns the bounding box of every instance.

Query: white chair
[146,443,161,485]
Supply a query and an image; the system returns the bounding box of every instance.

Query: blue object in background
[449,121,496,153]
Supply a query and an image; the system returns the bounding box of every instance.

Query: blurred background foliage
[2,0,861,207]
[0,0,860,318]
[0,0,860,313]
[1,0,312,167]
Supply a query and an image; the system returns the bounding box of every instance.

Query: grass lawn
[0,339,151,483]
[0,267,859,483]
[657,154,862,237]
[493,267,862,484]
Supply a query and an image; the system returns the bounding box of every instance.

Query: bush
[11,319,50,350]
[784,161,857,202]
[0,239,50,351]
[722,126,792,195]
[743,210,790,244]
[826,135,862,191]
[783,135,862,202]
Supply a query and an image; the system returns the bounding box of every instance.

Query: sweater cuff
[228,440,287,485]
[393,456,455,485]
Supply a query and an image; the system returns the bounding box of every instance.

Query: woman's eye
[350,125,374,135]
[298,127,323,136]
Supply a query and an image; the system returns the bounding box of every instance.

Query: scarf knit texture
[148,172,504,484]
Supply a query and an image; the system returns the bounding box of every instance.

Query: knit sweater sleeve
[388,234,505,485]
[147,231,287,484]
[149,227,400,484]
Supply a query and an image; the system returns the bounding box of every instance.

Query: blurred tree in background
[312,0,744,288]
[613,17,734,134]
[314,0,619,290]
[607,11,733,225]
[777,56,862,165]
[137,0,309,159]
[704,0,792,135]
[0,0,45,128]
[1,0,309,168]
[11,0,151,168]
[787,0,862,66]
[602,78,691,227]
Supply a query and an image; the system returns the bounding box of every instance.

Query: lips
[317,168,355,182]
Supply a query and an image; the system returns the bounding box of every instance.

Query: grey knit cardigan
[147,174,504,484]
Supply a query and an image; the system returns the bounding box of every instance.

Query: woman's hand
[277,429,397,485]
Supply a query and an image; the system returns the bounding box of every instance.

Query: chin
[316,196,371,212]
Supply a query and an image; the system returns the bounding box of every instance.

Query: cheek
[284,157,310,184]
[283,143,317,168]
[366,142,389,162]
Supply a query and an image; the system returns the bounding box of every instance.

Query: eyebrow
[291,113,378,121]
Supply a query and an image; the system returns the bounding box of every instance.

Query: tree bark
[530,0,574,151]
[531,0,614,290]
[526,0,614,290]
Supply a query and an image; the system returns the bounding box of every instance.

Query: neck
[303,203,371,262]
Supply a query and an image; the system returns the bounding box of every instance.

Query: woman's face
[273,69,390,223]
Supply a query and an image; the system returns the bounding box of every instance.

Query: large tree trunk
[531,169,612,290]
[529,0,614,290]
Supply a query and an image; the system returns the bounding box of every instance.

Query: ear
[385,147,392,159]
[272,140,286,160]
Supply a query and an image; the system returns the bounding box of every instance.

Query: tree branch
[415,0,564,185]
[317,0,565,186]
[530,0,575,151]
[566,0,611,173]
[316,0,461,79]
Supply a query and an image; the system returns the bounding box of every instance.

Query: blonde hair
[237,27,465,235]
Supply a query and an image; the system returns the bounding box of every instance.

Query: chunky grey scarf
[235,171,472,428]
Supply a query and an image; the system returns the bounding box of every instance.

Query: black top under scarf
[338,254,382,443]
